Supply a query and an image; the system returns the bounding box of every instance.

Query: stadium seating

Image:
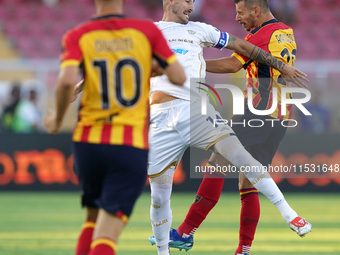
[0,0,339,59]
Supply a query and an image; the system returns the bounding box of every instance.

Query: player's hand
[70,80,84,103]
[281,65,309,88]
[44,109,61,134]
[151,58,165,77]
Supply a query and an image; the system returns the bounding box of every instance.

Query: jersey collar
[91,13,125,21]
[250,18,279,35]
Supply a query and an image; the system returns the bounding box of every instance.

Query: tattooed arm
[222,34,308,88]
[226,34,286,71]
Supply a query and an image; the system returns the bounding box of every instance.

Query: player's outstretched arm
[44,65,79,134]
[226,34,308,88]
[206,56,243,74]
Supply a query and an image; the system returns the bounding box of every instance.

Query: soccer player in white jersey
[148,1,310,255]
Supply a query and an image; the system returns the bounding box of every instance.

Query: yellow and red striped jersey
[60,14,177,149]
[233,19,297,120]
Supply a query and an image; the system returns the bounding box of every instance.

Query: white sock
[157,245,170,255]
[214,137,298,223]
[275,198,298,223]
[250,176,297,223]
[150,169,174,254]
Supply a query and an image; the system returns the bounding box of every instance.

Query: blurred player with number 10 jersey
[43,1,185,255]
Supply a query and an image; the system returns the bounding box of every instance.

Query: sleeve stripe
[232,52,247,65]
[153,53,177,69]
[167,55,177,65]
[60,59,80,69]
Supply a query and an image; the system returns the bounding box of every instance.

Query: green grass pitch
[0,192,339,255]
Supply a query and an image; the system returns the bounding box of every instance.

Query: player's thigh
[73,142,105,209]
[190,101,234,151]
[99,146,148,218]
[231,114,283,164]
[73,142,148,217]
[148,109,187,176]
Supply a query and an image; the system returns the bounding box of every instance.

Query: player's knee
[238,177,254,190]
[151,189,170,206]
[208,152,229,166]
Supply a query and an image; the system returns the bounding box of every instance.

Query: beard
[171,6,189,24]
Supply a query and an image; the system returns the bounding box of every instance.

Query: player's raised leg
[166,129,311,253]
[213,139,312,236]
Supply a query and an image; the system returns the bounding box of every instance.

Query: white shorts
[148,99,234,176]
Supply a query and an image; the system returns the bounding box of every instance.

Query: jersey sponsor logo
[187,30,196,35]
[172,48,189,55]
[168,38,194,44]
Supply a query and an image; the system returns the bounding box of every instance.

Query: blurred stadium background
[0,0,339,254]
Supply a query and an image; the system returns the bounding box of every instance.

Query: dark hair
[233,0,269,12]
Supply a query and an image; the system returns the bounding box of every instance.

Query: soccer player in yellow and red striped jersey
[44,1,185,255]
[232,12,296,121]
[207,1,311,254]
[63,15,180,149]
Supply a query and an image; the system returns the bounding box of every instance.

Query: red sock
[89,238,116,255]
[177,162,224,237]
[235,188,260,255]
[76,221,95,255]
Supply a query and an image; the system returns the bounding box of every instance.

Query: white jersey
[150,21,229,100]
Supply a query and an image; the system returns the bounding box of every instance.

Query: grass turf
[0,192,339,255]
